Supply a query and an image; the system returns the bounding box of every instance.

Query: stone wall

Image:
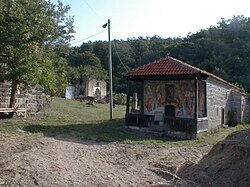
[74,77,106,99]
[0,82,11,108]
[86,79,106,99]
[0,82,45,117]
[207,77,230,129]
[207,77,246,129]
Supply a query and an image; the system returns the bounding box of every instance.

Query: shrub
[114,93,127,105]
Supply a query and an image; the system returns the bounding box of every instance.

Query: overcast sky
[53,0,250,46]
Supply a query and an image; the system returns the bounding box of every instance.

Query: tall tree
[170,16,250,90]
[68,51,107,82]
[0,0,74,109]
[128,37,150,68]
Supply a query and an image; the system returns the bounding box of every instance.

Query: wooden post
[141,80,144,114]
[195,78,198,119]
[126,79,130,115]
[205,80,208,117]
[132,93,138,110]
[194,77,198,133]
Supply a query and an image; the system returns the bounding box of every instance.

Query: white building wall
[207,77,245,130]
[65,85,75,99]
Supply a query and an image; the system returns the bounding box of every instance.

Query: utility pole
[108,19,113,120]
[103,19,113,120]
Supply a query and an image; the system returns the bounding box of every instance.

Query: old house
[125,56,247,138]
[65,77,106,100]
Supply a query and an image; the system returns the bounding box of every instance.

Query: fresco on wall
[165,84,175,104]
[174,80,195,118]
[144,80,195,118]
[144,81,166,113]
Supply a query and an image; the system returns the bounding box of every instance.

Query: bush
[113,93,127,105]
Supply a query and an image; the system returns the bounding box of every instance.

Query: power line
[83,0,102,19]
[112,42,129,72]
[70,29,107,45]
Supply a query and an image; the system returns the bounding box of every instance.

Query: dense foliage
[170,15,250,91]
[0,0,74,108]
[67,15,250,94]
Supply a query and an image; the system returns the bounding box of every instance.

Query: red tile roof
[126,56,237,88]
[126,56,202,77]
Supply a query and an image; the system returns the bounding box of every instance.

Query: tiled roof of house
[126,56,236,88]
[126,56,201,76]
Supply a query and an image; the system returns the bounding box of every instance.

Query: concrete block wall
[207,77,246,129]
[15,94,45,116]
[207,77,231,129]
[0,82,12,108]
[0,82,45,117]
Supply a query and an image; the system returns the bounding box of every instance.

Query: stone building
[65,77,106,100]
[125,56,248,138]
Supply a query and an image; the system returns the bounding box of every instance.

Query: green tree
[0,0,74,109]
[92,41,109,70]
[170,15,250,90]
[53,57,70,95]
[68,51,107,82]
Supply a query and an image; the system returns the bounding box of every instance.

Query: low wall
[0,82,46,117]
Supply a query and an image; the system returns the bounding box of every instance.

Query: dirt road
[0,132,211,187]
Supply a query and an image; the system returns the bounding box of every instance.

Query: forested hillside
[170,15,250,91]
[66,15,250,93]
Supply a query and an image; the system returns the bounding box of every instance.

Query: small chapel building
[125,56,247,138]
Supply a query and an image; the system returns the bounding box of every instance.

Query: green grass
[0,97,133,141]
[0,97,249,145]
[44,97,126,123]
[171,124,250,146]
[122,123,250,145]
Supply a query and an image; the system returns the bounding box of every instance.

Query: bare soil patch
[0,132,210,187]
[178,129,250,187]
[0,129,249,187]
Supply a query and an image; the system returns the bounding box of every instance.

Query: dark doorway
[165,105,175,117]
[221,108,225,125]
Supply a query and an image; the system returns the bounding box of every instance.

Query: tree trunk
[8,80,18,118]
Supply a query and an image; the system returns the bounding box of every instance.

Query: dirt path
[0,133,211,187]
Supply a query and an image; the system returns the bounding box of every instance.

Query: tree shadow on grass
[23,118,169,143]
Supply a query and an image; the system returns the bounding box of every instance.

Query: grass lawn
[0,97,249,145]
